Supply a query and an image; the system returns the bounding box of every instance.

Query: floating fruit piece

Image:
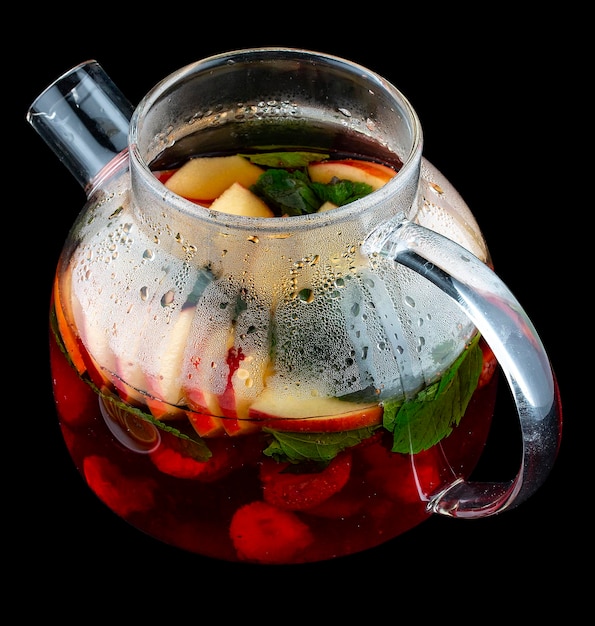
[209,182,275,217]
[99,395,161,454]
[308,159,396,190]
[229,501,314,564]
[260,450,352,511]
[83,455,157,517]
[165,155,264,200]
[52,271,86,376]
[248,388,383,432]
[149,433,254,482]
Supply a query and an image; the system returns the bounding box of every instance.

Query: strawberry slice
[229,501,313,564]
[259,451,352,511]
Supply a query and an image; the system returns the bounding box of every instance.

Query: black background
[14,12,584,610]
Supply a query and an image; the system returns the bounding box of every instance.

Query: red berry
[150,433,254,481]
[83,455,156,517]
[229,501,313,564]
[260,451,352,511]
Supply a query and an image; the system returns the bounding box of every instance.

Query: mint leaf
[311,180,373,206]
[382,337,483,454]
[243,151,328,168]
[262,425,381,463]
[251,169,322,216]
[97,391,213,460]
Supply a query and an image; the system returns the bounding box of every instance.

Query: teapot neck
[26,60,134,194]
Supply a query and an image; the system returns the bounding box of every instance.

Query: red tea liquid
[50,302,497,564]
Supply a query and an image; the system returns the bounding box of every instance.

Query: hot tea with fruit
[32,49,562,565]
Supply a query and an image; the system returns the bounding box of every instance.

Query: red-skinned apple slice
[186,406,226,438]
[308,159,396,190]
[110,304,156,407]
[248,388,383,432]
[143,306,196,420]
[179,231,274,436]
[182,320,232,437]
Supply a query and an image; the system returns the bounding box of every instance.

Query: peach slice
[165,155,264,201]
[209,182,274,218]
[248,388,383,433]
[308,159,396,190]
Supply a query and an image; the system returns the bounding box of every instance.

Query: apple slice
[308,159,396,190]
[127,267,215,420]
[165,155,265,201]
[180,275,274,436]
[216,348,268,436]
[69,282,117,392]
[181,316,233,437]
[248,387,383,432]
[209,182,274,218]
[143,306,196,420]
[186,406,226,438]
[112,346,150,407]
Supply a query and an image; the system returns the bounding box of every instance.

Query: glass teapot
[28,48,562,564]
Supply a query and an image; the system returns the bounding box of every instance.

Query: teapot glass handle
[363,218,562,517]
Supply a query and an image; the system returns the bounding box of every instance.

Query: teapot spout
[26,60,134,193]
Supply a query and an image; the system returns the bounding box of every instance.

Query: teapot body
[39,48,560,564]
[52,151,497,563]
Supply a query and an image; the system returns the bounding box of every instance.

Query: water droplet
[298,288,314,303]
[161,290,175,307]
[405,295,416,308]
[140,286,148,301]
[143,249,154,260]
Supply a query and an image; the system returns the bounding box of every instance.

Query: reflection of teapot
[28,48,562,564]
